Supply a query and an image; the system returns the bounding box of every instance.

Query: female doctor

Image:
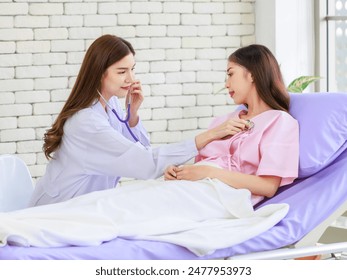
[29,34,246,207]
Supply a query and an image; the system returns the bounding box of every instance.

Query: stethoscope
[245,119,255,131]
[97,90,139,142]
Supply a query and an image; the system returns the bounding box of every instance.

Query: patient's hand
[164,165,209,181]
[174,165,212,181]
[164,165,179,180]
[165,164,215,181]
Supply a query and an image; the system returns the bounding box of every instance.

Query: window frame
[316,0,347,91]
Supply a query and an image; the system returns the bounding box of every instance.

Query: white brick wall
[0,0,255,180]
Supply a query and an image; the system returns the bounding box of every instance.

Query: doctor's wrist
[128,115,139,127]
[195,130,214,150]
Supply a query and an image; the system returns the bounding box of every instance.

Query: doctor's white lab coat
[29,97,198,206]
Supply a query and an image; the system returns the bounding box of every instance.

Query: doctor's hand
[126,80,144,127]
[195,118,249,150]
[210,118,250,139]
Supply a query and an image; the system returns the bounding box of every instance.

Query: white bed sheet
[0,178,288,256]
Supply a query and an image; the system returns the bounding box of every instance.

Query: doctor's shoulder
[65,108,109,134]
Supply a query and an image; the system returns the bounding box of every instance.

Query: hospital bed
[1,92,347,260]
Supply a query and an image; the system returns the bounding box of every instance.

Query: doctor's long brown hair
[43,35,135,159]
[229,44,290,112]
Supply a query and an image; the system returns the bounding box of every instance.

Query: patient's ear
[245,71,254,83]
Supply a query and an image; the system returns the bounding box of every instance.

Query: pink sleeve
[257,114,299,186]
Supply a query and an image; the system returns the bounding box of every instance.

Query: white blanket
[0,178,288,256]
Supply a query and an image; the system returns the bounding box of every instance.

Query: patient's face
[225,61,254,104]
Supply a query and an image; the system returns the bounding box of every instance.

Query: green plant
[287,76,321,93]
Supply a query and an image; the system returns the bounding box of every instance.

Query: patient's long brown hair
[43,35,135,159]
[228,44,289,112]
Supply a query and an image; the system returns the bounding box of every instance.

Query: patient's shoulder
[262,110,298,125]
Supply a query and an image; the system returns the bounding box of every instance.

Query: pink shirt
[196,109,299,203]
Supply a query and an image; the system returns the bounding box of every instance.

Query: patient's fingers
[164,174,176,180]
[164,166,177,180]
[170,165,185,180]
[175,165,207,181]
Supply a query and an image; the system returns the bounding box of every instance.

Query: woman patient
[0,44,299,256]
[165,44,299,205]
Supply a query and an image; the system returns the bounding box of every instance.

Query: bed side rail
[227,242,347,260]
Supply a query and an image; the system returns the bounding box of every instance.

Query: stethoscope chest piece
[245,120,255,131]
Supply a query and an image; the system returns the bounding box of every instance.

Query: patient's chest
[199,129,259,173]
[198,110,278,174]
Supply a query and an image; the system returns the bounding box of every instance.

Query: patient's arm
[165,164,281,198]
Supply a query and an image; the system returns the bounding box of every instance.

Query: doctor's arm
[115,117,247,179]
[82,109,251,179]
[125,112,248,151]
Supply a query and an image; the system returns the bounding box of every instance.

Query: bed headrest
[289,92,347,178]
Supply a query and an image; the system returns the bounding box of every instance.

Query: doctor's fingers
[130,80,143,95]
[226,118,248,128]
[223,119,248,133]
[129,93,144,110]
[129,83,144,108]
[211,121,243,138]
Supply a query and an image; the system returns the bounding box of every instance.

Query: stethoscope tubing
[97,90,139,142]
[111,106,139,142]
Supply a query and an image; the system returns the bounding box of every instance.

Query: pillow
[289,92,347,178]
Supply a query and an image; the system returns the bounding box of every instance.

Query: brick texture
[0,0,255,179]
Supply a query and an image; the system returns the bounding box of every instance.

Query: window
[318,0,347,91]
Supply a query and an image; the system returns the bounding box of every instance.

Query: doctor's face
[100,53,136,100]
[225,61,254,105]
